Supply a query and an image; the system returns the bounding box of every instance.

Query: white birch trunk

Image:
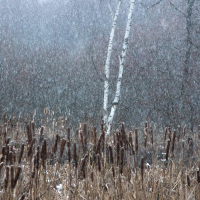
[103,0,122,126]
[106,0,135,136]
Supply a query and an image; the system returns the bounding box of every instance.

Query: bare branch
[168,0,187,17]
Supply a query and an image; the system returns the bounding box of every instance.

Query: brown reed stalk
[120,147,124,174]
[121,123,126,142]
[41,140,47,167]
[187,175,190,186]
[109,146,113,164]
[145,121,148,129]
[5,146,9,165]
[13,166,21,188]
[91,171,93,182]
[166,140,170,161]
[168,126,171,141]
[53,134,59,154]
[0,162,3,173]
[18,144,24,164]
[67,141,71,163]
[96,137,101,155]
[73,143,77,168]
[135,129,138,153]
[28,138,36,157]
[36,146,40,170]
[2,146,5,157]
[116,131,119,143]
[26,124,32,145]
[19,194,26,200]
[101,120,104,135]
[129,132,133,146]
[97,154,101,172]
[12,149,16,163]
[81,154,88,178]
[10,165,14,189]
[151,129,153,145]
[67,127,70,144]
[141,157,144,183]
[144,134,147,149]
[31,122,35,136]
[112,166,115,178]
[4,166,9,189]
[197,171,200,184]
[59,139,66,161]
[32,170,35,179]
[39,126,44,143]
[80,131,85,153]
[171,130,176,154]
[117,141,120,165]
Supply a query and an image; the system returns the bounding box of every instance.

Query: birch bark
[105,0,135,135]
[103,0,122,126]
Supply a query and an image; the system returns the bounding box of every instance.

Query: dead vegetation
[1,114,200,200]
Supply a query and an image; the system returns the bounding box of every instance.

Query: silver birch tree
[104,0,135,135]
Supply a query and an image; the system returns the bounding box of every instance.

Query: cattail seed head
[112,166,115,178]
[26,124,32,145]
[59,139,66,160]
[197,171,200,183]
[73,143,77,168]
[2,146,5,157]
[28,138,35,157]
[135,129,138,153]
[41,140,47,167]
[18,144,24,164]
[80,131,85,153]
[168,126,171,141]
[120,147,124,174]
[97,154,101,172]
[166,140,170,161]
[53,134,59,154]
[171,131,176,154]
[187,175,190,186]
[151,129,153,145]
[109,146,113,164]
[96,137,101,155]
[91,171,93,182]
[67,127,70,143]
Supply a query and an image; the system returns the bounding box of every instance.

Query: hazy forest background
[0,0,200,131]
